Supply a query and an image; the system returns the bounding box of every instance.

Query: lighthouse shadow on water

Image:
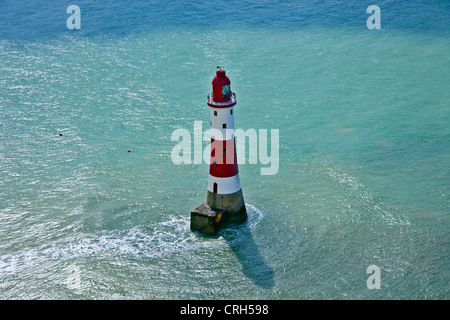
[193,219,275,290]
[220,222,275,289]
[197,203,275,290]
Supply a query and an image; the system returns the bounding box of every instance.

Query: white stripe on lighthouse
[208,175,241,194]
[210,107,235,140]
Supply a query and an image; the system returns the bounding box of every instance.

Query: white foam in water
[325,167,411,226]
[246,203,264,229]
[0,204,265,277]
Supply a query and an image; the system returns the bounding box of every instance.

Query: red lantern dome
[208,69,236,107]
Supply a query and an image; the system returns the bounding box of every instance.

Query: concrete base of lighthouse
[191,189,247,236]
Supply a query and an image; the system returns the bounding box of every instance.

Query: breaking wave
[0,203,264,277]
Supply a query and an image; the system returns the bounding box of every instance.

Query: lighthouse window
[214,111,217,116]
[213,161,218,168]
[224,148,227,154]
[222,123,227,129]
[230,109,233,115]
[222,85,231,98]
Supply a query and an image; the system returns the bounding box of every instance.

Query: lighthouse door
[213,183,218,194]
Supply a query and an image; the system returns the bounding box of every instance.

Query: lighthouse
[191,68,247,235]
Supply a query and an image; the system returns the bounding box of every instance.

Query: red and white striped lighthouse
[191,68,247,235]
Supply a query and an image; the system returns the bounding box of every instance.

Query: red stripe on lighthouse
[209,138,238,178]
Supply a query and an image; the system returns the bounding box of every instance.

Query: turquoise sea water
[0,1,449,299]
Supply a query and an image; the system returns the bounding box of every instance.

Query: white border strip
[208,175,241,194]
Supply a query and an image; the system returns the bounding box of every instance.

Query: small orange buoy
[59,133,62,136]
[128,150,131,152]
